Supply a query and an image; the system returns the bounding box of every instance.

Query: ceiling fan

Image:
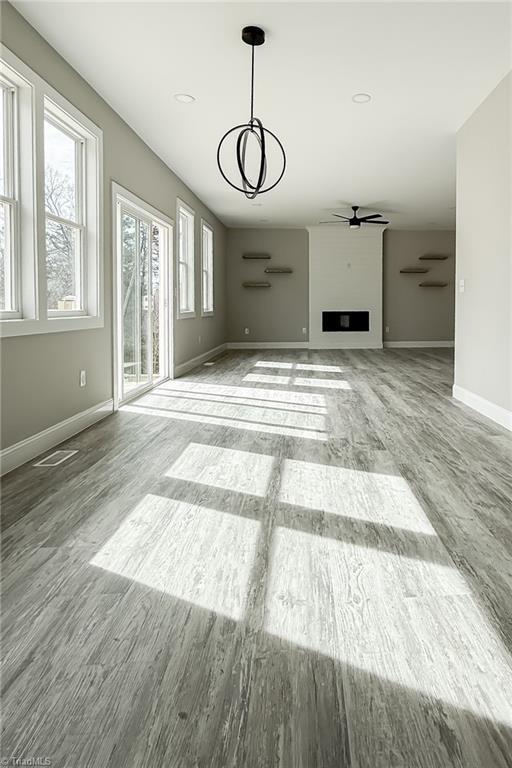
[320,205,389,229]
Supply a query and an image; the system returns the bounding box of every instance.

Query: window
[0,47,103,337]
[201,220,214,315]
[0,74,18,315]
[177,201,195,317]
[44,109,84,313]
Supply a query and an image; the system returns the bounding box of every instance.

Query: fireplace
[322,311,370,333]
[308,225,384,348]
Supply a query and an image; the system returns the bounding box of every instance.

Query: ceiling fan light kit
[217,26,286,199]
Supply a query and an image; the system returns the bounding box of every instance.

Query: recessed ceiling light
[352,93,372,104]
[174,93,196,104]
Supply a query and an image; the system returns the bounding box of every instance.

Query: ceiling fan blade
[364,219,389,225]
[319,220,348,224]
[332,214,350,220]
[359,214,383,221]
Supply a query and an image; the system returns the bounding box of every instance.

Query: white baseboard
[384,340,455,348]
[174,343,228,377]
[227,341,309,349]
[0,399,114,476]
[228,341,383,350]
[309,342,383,350]
[452,385,512,432]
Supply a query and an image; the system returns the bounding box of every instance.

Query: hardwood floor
[2,348,512,768]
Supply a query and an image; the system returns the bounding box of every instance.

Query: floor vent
[33,450,78,467]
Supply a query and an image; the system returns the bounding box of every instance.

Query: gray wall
[383,230,456,342]
[0,3,227,450]
[228,227,456,346]
[227,229,309,343]
[454,72,511,412]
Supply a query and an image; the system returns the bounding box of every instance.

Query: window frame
[44,106,87,317]
[200,218,214,317]
[0,70,21,318]
[0,45,103,338]
[176,198,195,319]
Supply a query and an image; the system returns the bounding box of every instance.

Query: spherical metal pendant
[217,118,286,199]
[217,26,286,199]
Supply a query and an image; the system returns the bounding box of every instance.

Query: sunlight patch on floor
[263,525,512,724]
[138,392,327,432]
[91,494,259,620]
[159,381,327,409]
[150,388,327,415]
[295,363,343,373]
[253,361,343,373]
[254,361,294,370]
[166,442,275,497]
[243,373,291,385]
[104,354,512,737]
[123,403,327,441]
[278,459,437,534]
[293,377,352,390]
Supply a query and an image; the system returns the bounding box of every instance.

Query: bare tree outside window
[44,116,82,311]
[45,166,80,309]
[120,214,161,393]
[0,204,7,310]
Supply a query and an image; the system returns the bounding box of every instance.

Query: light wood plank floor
[2,349,512,768]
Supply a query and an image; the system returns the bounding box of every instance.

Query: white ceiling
[13,1,512,229]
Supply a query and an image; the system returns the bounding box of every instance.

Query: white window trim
[0,54,35,322]
[200,218,214,317]
[176,197,195,319]
[111,181,174,410]
[0,79,19,316]
[0,45,103,338]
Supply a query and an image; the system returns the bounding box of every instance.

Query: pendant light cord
[250,44,255,123]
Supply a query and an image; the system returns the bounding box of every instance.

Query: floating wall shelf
[419,255,449,261]
[400,267,429,274]
[242,253,271,260]
[242,281,271,288]
[419,281,448,287]
[264,267,293,274]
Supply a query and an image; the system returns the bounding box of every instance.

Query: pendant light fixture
[217,26,286,199]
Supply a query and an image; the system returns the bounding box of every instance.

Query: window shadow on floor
[2,557,511,768]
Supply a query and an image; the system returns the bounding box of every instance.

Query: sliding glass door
[116,192,172,404]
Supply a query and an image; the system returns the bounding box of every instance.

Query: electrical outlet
[79,369,87,388]
[459,279,465,293]
[244,327,250,335]
[385,326,390,334]
[302,327,307,335]
[198,335,202,344]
